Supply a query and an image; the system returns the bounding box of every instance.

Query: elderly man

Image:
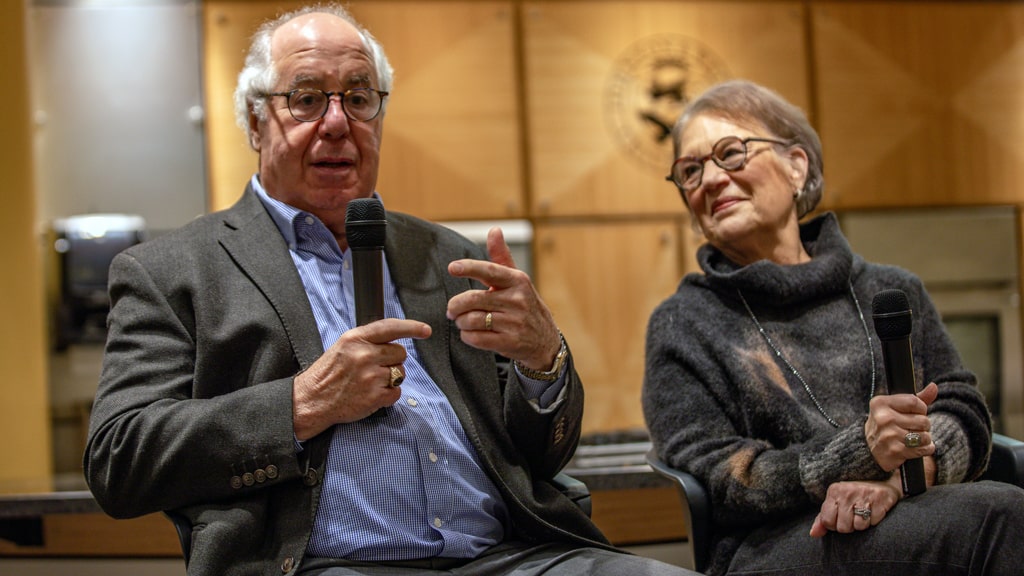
[85,4,696,575]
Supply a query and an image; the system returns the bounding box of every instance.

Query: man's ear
[248,105,262,150]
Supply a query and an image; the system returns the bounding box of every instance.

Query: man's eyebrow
[281,72,375,90]
[285,74,318,89]
[345,73,373,87]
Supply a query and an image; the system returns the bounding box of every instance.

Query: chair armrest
[645,449,712,573]
[553,471,592,517]
[979,433,1024,488]
[164,510,192,566]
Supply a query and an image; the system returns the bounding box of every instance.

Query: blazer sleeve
[503,352,585,479]
[84,246,308,519]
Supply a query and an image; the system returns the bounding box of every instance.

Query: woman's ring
[389,365,404,387]
[904,431,922,448]
[853,507,872,520]
[484,312,493,331]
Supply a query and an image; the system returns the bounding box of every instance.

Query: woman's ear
[785,146,809,191]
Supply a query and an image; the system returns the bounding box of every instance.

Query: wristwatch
[514,332,568,382]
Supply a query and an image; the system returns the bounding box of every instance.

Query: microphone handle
[900,459,927,496]
[880,338,927,496]
[352,247,384,326]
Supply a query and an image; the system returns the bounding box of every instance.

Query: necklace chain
[737,281,876,428]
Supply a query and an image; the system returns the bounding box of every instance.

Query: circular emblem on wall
[604,34,731,173]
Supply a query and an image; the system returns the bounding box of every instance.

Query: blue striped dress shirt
[252,178,559,561]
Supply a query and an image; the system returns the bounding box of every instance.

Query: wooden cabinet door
[534,219,693,433]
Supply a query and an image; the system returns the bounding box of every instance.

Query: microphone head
[871,289,912,340]
[345,198,386,249]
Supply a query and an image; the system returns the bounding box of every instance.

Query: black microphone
[345,198,386,326]
[871,289,927,496]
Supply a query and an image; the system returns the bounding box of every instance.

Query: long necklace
[737,281,876,428]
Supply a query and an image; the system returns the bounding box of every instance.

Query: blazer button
[303,468,319,487]
[281,556,295,573]
[230,476,243,490]
[266,464,279,479]
[242,472,255,486]
[254,469,267,483]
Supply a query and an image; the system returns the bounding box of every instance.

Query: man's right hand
[292,318,431,440]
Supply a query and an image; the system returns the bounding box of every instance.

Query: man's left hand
[446,227,561,371]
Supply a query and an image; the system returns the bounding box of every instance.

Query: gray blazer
[85,186,609,576]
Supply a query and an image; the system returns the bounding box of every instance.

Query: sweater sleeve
[904,278,992,483]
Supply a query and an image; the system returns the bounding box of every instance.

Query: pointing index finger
[448,258,516,290]
[358,318,432,343]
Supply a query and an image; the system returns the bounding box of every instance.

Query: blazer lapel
[218,187,324,370]
[384,215,504,447]
[385,216,454,382]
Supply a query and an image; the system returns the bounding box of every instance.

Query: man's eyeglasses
[267,88,389,123]
[667,135,790,193]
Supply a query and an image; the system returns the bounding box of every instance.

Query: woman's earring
[793,188,802,200]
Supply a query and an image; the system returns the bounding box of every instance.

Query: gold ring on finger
[389,365,404,387]
[904,431,922,448]
[484,311,493,331]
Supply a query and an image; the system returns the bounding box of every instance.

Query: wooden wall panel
[0,0,52,494]
[813,2,1024,209]
[203,1,289,212]
[522,1,808,218]
[535,219,684,433]
[204,1,522,221]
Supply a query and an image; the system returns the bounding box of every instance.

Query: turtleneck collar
[695,212,857,305]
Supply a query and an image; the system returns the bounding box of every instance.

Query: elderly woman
[642,79,1024,576]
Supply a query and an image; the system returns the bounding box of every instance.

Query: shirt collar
[251,174,305,248]
[250,174,387,250]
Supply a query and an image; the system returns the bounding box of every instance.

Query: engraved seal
[604,34,731,172]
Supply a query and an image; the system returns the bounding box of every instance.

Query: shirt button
[304,216,314,225]
[433,517,443,528]
[406,398,418,407]
[428,451,438,463]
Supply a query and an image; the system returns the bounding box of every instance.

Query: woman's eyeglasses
[667,135,790,193]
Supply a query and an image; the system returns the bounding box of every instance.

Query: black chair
[646,433,1024,574]
[165,471,591,567]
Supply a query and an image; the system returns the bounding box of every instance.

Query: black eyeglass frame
[666,136,791,193]
[266,87,390,123]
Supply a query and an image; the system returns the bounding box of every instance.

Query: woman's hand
[864,382,938,471]
[809,474,902,537]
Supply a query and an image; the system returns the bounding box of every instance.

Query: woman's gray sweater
[642,212,991,572]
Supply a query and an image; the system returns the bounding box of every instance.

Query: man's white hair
[232,3,394,149]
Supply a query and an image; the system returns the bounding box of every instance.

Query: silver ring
[388,365,404,387]
[484,312,493,331]
[853,507,872,521]
[904,432,922,448]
